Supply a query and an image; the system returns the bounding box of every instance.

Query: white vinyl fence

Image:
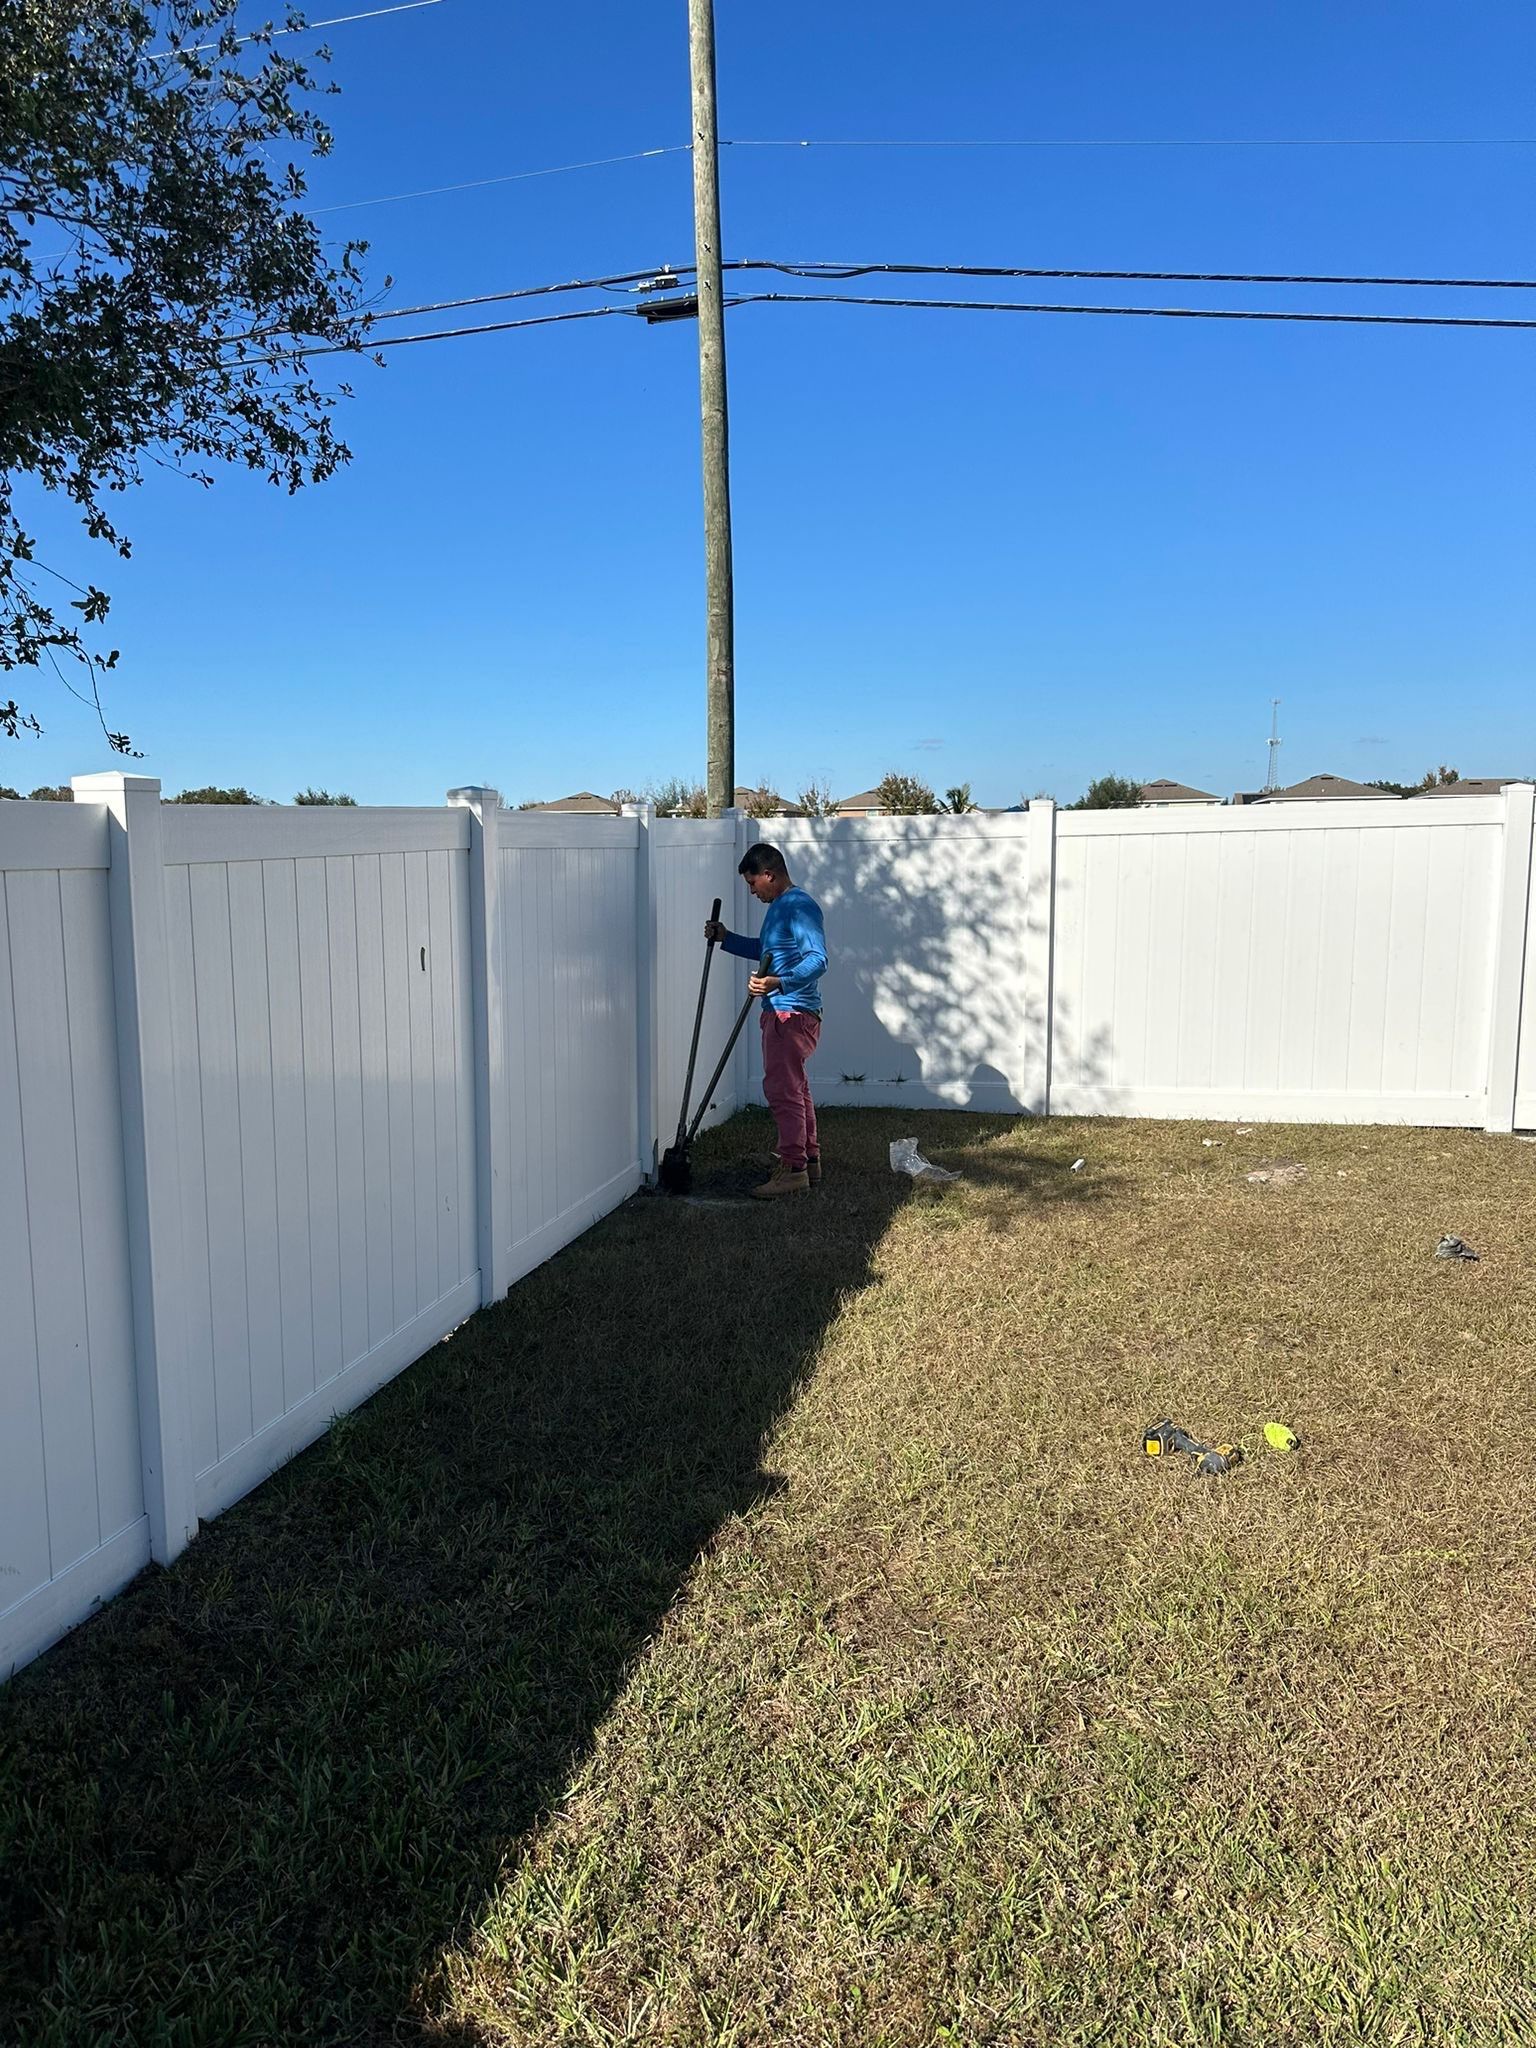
[0,780,739,1683]
[2,777,1533,1679]
[158,802,482,1526]
[751,791,1535,1131]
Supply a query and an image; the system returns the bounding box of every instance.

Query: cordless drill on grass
[1143,1419,1244,1476]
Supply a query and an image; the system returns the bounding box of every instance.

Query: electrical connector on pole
[638,292,700,324]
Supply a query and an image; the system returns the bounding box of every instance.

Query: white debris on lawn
[890,1138,960,1183]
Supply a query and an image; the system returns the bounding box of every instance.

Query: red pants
[761,1008,820,1171]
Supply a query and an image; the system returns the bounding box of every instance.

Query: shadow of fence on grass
[0,1108,1117,2047]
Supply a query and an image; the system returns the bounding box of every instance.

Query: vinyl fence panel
[495,813,643,1287]
[1518,803,1536,1131]
[159,809,480,1523]
[1051,800,1505,1124]
[651,817,745,1143]
[0,803,147,1680]
[736,814,1046,1113]
[1494,785,1536,1133]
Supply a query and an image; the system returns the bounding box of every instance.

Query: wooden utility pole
[687,0,734,817]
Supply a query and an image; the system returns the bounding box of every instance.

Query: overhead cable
[721,133,1536,151]
[359,270,679,324]
[251,303,629,361]
[298,1,447,28]
[228,269,676,347]
[265,254,1535,345]
[726,292,1536,331]
[303,1,446,26]
[305,127,1536,218]
[731,258,1536,291]
[156,0,445,58]
[314,146,689,215]
[255,293,1536,361]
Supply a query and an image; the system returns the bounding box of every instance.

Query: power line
[229,268,673,347]
[156,0,446,58]
[304,1,447,29]
[721,133,1536,151]
[313,145,689,216]
[261,291,1536,360]
[727,292,1536,331]
[733,259,1536,291]
[304,125,1536,220]
[254,303,630,360]
[369,305,628,346]
[286,254,1536,343]
[350,269,673,325]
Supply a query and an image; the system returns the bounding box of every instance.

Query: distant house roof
[1411,777,1521,797]
[522,791,618,814]
[1258,773,1399,802]
[833,787,888,813]
[1139,778,1219,805]
[734,786,806,816]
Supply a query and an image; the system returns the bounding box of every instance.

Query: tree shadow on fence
[777,822,1054,1113]
[0,1108,1118,2047]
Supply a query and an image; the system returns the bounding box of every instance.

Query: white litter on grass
[890,1138,960,1183]
[1070,1158,1086,1173]
[1201,1138,1223,1148]
[1236,1126,1253,1136]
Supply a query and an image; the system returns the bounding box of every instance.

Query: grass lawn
[3,1108,1535,2046]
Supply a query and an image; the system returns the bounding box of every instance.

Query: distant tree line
[1366,766,1460,797]
[59,762,1489,823]
[871,774,978,815]
[595,773,980,817]
[0,785,358,803]
[516,777,859,818]
[1068,774,1143,810]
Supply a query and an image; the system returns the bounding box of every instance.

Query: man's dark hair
[738,842,789,879]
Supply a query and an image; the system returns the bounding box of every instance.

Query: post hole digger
[658,896,769,1195]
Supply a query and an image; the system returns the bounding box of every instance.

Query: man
[705,843,828,1198]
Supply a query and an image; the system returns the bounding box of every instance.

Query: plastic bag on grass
[890,1138,960,1184]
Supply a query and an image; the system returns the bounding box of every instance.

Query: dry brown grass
[444,1114,1536,2045]
[4,1110,1535,2046]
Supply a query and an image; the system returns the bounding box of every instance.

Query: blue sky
[11,0,1535,805]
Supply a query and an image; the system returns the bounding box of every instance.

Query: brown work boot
[752,1165,810,1199]
[764,1150,822,1187]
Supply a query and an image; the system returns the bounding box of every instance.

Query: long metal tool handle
[683,954,767,1148]
[675,896,722,1145]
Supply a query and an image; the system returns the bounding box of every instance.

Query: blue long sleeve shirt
[722,886,828,1014]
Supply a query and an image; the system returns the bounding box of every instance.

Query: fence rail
[2,778,1532,1679]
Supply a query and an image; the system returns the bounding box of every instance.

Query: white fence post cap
[72,772,161,797]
